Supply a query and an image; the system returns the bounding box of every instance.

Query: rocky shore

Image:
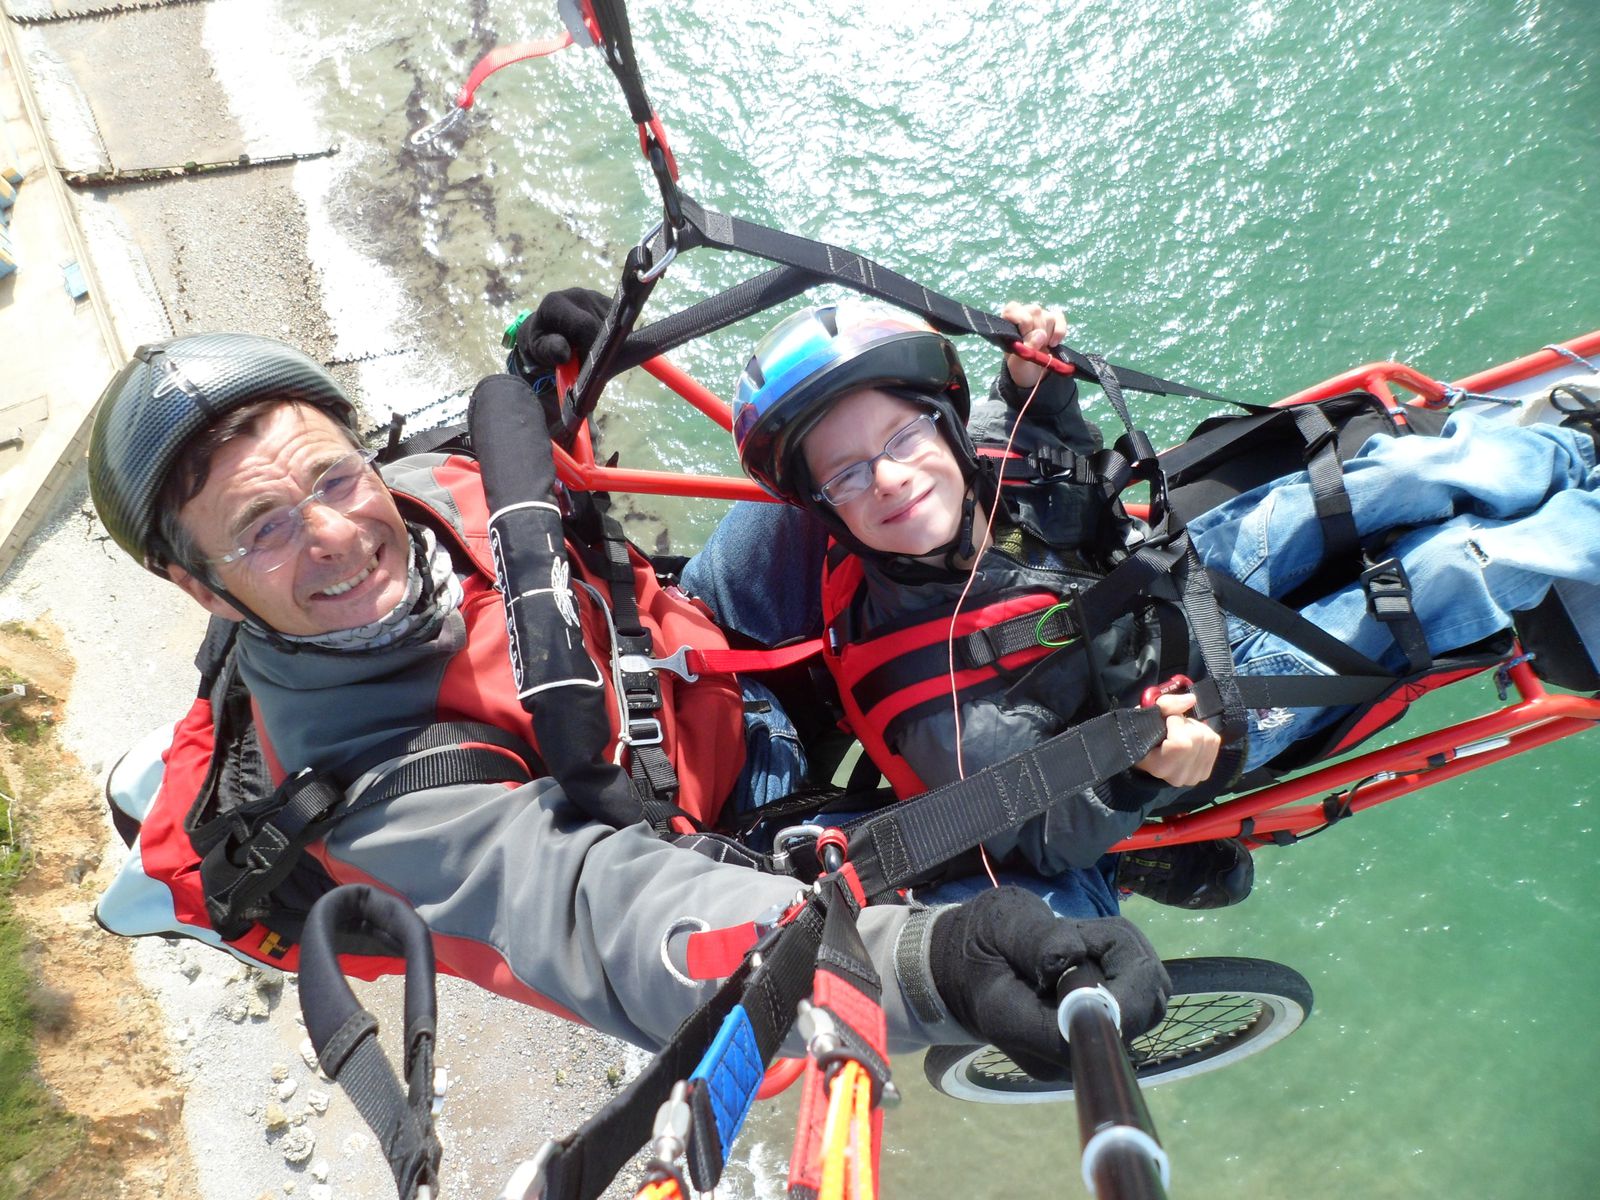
[0,3,641,1197]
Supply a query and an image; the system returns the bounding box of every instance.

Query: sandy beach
[1,3,641,1198]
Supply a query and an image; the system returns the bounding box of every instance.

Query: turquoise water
[274,0,1599,1194]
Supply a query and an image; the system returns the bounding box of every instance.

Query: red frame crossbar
[554,330,1600,847]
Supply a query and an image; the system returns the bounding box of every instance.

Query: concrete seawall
[0,5,641,1198]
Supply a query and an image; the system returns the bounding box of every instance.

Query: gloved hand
[928,887,1171,1079]
[509,287,612,378]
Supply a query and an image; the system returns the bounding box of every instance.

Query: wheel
[923,956,1312,1104]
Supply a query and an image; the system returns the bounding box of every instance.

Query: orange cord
[947,362,1047,890]
[818,1061,877,1200]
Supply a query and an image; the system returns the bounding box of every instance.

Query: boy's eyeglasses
[205,449,383,573]
[812,411,943,507]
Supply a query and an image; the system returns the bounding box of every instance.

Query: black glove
[510,287,612,378]
[928,887,1171,1079]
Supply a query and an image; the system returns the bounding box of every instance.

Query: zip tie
[1440,382,1519,408]
[1541,344,1599,371]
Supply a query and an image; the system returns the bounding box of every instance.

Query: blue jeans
[729,677,808,811]
[681,501,828,646]
[1185,411,1600,767]
[916,855,1123,917]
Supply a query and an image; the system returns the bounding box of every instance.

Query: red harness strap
[786,866,890,1200]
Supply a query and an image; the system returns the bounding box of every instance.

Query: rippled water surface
[269,0,1598,1194]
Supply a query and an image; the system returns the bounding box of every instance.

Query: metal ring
[658,915,709,987]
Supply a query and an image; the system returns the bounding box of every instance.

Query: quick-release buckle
[619,645,700,682]
[1140,673,1193,709]
[1361,557,1414,622]
[617,633,664,710]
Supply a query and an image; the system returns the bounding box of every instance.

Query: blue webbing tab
[688,1005,764,1154]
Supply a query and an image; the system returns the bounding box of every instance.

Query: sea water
[205,0,1598,1195]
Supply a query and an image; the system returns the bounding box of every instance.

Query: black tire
[923,956,1313,1105]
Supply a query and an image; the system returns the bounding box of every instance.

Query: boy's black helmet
[88,333,357,572]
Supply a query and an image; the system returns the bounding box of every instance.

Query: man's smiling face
[170,403,411,636]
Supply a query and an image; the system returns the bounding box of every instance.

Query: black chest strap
[196,720,541,940]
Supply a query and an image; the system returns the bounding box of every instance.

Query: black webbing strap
[564,243,662,443]
[585,0,681,223]
[1360,556,1434,675]
[844,703,1168,900]
[200,769,345,937]
[1291,404,1360,567]
[663,194,1231,404]
[538,902,827,1200]
[1160,532,1250,791]
[197,722,539,940]
[610,265,824,372]
[299,885,441,1200]
[1205,569,1397,683]
[1007,443,1097,485]
[594,509,687,825]
[960,602,1080,668]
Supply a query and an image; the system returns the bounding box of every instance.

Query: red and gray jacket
[114,449,971,1051]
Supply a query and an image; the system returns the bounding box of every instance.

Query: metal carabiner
[634,220,679,283]
[770,824,823,873]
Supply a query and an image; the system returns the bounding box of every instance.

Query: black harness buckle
[1360,557,1414,622]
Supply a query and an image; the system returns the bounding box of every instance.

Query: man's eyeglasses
[812,411,943,507]
[205,449,383,573]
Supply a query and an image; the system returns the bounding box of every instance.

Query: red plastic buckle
[1008,340,1076,376]
[637,112,680,180]
[1140,673,1193,708]
[814,827,849,869]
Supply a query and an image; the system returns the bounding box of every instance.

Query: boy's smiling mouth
[882,486,934,524]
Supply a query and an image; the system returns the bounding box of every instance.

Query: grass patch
[0,762,89,1198]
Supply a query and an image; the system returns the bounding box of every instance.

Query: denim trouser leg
[727,677,808,815]
[1185,411,1600,768]
[917,856,1122,919]
[680,500,829,645]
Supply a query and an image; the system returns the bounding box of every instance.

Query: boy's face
[801,388,968,557]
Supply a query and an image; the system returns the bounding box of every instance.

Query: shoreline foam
[2,4,642,1198]
[203,0,462,424]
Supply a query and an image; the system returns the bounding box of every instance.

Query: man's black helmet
[88,332,357,572]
